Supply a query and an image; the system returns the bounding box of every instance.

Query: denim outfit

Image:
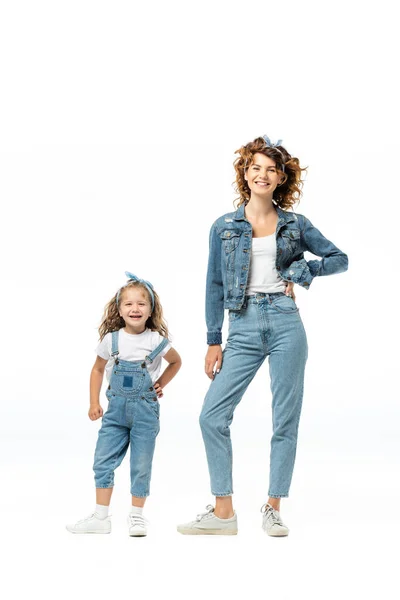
[93,331,169,497]
[200,203,348,498]
[206,203,348,345]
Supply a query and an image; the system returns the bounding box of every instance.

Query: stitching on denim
[271,303,300,315]
[267,493,289,498]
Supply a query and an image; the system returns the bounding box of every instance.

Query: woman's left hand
[285,281,296,301]
[154,382,163,398]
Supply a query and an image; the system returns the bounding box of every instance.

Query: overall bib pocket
[111,368,145,395]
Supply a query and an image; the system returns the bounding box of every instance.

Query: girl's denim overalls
[93,330,169,497]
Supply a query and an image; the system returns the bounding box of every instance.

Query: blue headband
[116,271,155,311]
[262,134,285,172]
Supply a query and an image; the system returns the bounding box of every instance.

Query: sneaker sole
[177,527,238,535]
[265,529,289,537]
[129,532,147,537]
[66,528,111,534]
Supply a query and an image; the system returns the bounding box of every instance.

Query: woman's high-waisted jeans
[199,292,308,498]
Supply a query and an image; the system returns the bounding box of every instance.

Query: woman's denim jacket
[206,203,348,345]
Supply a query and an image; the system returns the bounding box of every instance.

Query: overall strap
[111,331,119,362]
[145,337,169,364]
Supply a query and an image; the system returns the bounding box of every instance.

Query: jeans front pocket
[271,294,300,314]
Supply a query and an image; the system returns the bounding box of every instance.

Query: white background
[1,1,399,598]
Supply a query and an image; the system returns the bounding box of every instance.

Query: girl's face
[119,287,152,333]
[245,152,284,198]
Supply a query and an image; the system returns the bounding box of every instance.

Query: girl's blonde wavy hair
[233,136,307,210]
[98,281,169,341]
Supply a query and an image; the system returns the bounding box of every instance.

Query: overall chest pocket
[220,230,241,253]
[111,368,145,395]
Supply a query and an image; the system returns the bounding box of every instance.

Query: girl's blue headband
[116,271,155,311]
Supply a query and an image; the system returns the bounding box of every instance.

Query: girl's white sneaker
[128,513,148,537]
[66,513,111,534]
[261,503,289,537]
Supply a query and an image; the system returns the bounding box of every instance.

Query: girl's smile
[119,288,152,333]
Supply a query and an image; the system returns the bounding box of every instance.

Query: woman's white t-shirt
[96,328,172,384]
[246,233,287,295]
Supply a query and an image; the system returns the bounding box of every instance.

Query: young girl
[67,272,181,536]
[177,134,348,536]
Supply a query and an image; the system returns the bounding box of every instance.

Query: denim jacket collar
[233,202,297,227]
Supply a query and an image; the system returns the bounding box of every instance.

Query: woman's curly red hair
[233,136,307,210]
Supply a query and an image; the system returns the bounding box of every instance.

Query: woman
[177,135,348,536]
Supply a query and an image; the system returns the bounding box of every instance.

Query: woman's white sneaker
[261,503,289,537]
[177,504,238,535]
[66,513,111,534]
[128,513,148,537]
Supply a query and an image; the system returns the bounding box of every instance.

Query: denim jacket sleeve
[205,222,224,345]
[299,215,349,283]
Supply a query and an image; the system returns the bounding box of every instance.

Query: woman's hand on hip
[205,345,223,379]
[285,281,296,301]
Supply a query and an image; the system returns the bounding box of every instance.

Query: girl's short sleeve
[95,333,111,360]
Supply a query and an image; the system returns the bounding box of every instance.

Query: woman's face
[245,152,283,198]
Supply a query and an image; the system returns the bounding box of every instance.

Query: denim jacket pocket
[281,228,301,252]
[220,230,241,253]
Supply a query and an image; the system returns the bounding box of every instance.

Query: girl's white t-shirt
[96,328,172,384]
[246,233,287,295]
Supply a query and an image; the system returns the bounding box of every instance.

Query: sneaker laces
[76,512,111,524]
[75,513,96,524]
[260,503,284,527]
[195,504,215,522]
[128,513,148,528]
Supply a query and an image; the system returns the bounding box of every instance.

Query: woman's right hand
[88,404,103,420]
[205,345,223,379]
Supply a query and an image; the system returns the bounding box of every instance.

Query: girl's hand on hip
[154,382,163,398]
[89,404,103,420]
[205,345,223,380]
[285,281,296,301]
